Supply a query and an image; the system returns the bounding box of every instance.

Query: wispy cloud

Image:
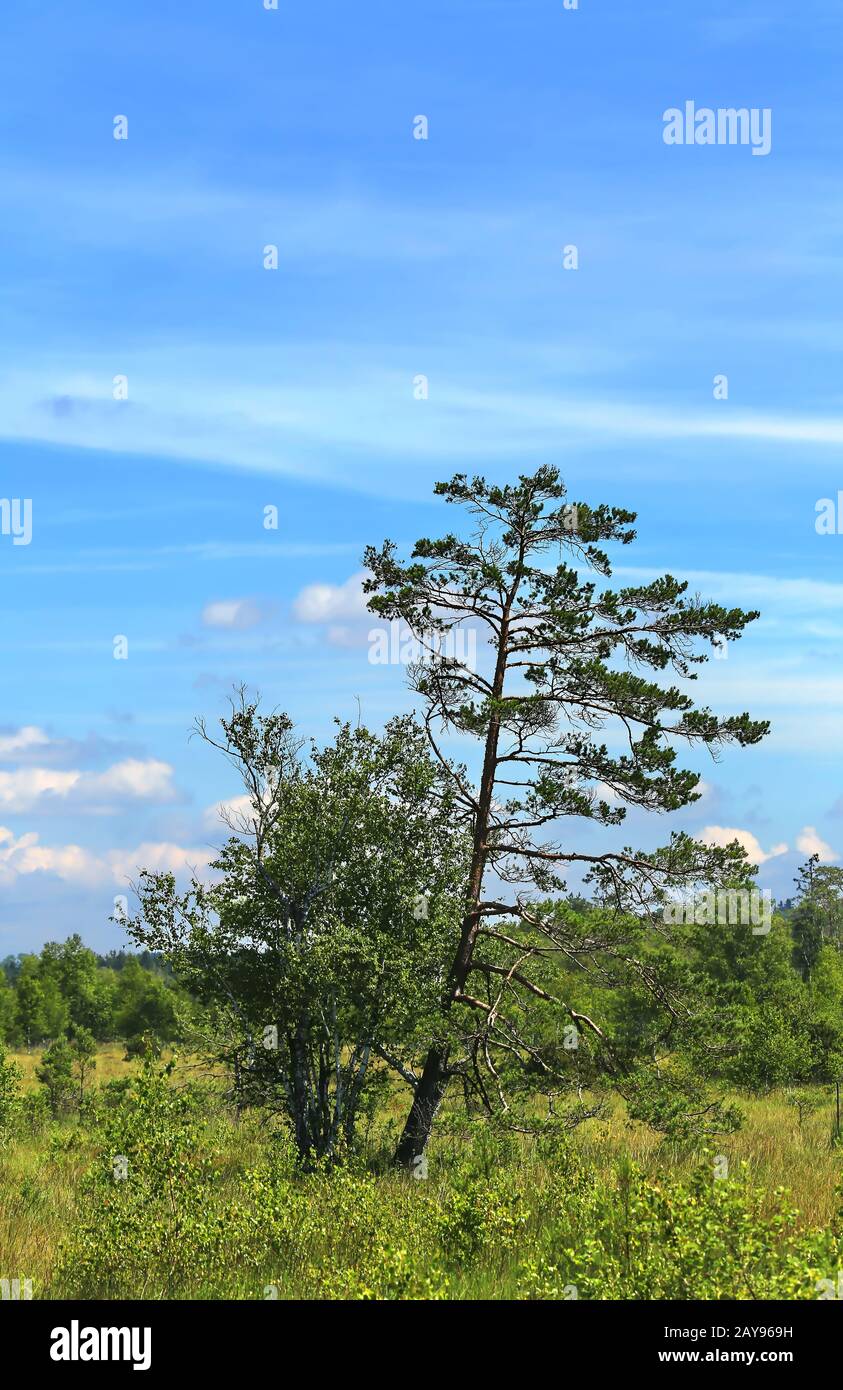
[3,354,843,495]
[202,599,266,631]
[0,827,210,888]
[292,572,368,624]
[0,759,180,814]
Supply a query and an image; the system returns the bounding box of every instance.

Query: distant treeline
[0,934,188,1046]
[2,863,843,1097]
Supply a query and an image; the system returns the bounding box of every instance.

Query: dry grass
[571,1089,843,1228]
[2,1047,842,1296]
[9,1043,137,1090]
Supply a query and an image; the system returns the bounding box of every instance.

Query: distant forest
[0,935,186,1047]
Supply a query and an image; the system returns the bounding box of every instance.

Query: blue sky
[1,0,842,951]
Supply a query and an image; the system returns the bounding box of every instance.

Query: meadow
[3,1044,843,1301]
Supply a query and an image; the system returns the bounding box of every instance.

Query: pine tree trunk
[394,596,516,1167]
[393,1045,450,1168]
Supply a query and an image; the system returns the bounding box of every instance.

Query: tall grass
[1,1048,842,1300]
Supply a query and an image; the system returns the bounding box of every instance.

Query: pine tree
[364,467,769,1165]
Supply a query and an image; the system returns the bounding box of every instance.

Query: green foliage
[791,856,843,975]
[36,1037,75,1115]
[0,973,18,1043]
[71,1027,97,1104]
[0,935,188,1046]
[46,1059,843,1300]
[0,1042,21,1139]
[364,466,770,1161]
[129,702,469,1163]
[16,1088,51,1135]
[784,1089,824,1130]
[620,1066,743,1144]
[54,1060,230,1298]
[684,908,843,1089]
[515,1159,841,1300]
[36,1030,99,1115]
[113,958,181,1039]
[123,1030,163,1061]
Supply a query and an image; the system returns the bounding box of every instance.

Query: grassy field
[10,1043,140,1089]
[2,1046,843,1300]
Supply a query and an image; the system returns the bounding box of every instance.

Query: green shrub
[0,1044,21,1141]
[36,1037,75,1115]
[47,1058,843,1301]
[518,1158,842,1300]
[53,1060,236,1298]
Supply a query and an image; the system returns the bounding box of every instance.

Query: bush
[48,1058,843,1301]
[517,1157,842,1300]
[53,1060,232,1298]
[0,1044,21,1140]
[36,1037,75,1116]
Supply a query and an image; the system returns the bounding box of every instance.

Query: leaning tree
[364,466,769,1166]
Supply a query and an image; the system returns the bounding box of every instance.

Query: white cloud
[292,572,368,624]
[90,760,177,801]
[698,825,789,866]
[0,758,178,813]
[795,825,839,863]
[0,826,211,887]
[4,174,843,492]
[105,842,212,883]
[202,598,264,630]
[9,354,843,494]
[0,725,51,759]
[0,768,80,809]
[0,828,102,886]
[203,794,254,831]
